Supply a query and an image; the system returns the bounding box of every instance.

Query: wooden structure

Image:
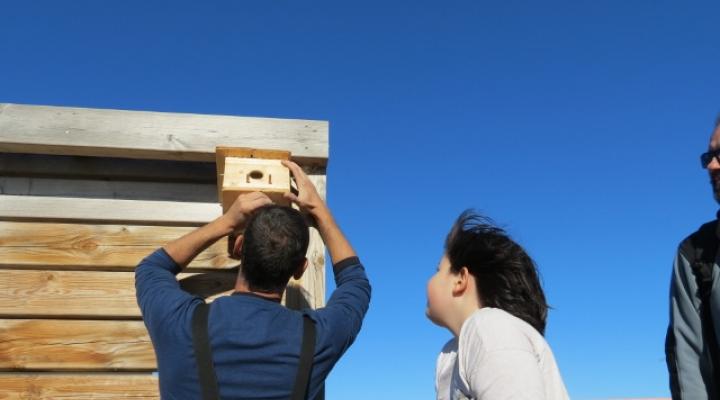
[0,103,329,399]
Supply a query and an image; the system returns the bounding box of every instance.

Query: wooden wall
[0,103,328,399]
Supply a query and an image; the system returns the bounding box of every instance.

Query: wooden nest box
[215,147,292,213]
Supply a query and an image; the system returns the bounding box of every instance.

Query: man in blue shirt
[136,160,370,399]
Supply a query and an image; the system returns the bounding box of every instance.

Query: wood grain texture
[0,270,236,318]
[214,147,291,199]
[284,175,326,309]
[0,195,221,225]
[0,103,328,164]
[0,221,237,270]
[0,374,159,399]
[0,215,323,308]
[0,177,217,203]
[0,320,156,371]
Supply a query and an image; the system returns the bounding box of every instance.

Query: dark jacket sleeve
[135,248,197,336]
[667,247,715,399]
[312,256,371,357]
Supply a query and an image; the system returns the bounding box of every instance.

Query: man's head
[235,205,310,293]
[705,115,720,203]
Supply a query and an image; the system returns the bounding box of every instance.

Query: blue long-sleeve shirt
[135,248,371,400]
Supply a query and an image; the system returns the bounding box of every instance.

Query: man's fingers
[283,191,299,204]
[282,160,307,182]
[236,191,267,203]
[249,194,273,209]
[232,192,272,215]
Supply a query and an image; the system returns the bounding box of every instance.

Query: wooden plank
[0,170,324,224]
[285,225,326,309]
[0,270,236,318]
[0,320,155,371]
[0,152,217,183]
[0,211,323,308]
[0,195,221,225]
[0,177,217,203]
[0,221,236,270]
[285,175,326,309]
[0,374,159,399]
[0,103,328,165]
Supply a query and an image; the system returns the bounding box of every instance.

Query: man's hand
[220,192,273,233]
[282,160,326,216]
[164,192,272,268]
[282,159,356,264]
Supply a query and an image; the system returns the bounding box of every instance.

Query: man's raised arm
[282,160,356,265]
[163,192,273,268]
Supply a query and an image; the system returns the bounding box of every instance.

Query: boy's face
[426,255,456,328]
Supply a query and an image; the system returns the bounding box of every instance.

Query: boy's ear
[292,258,309,280]
[232,235,244,258]
[452,266,470,296]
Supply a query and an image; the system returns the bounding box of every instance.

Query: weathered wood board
[0,320,155,371]
[0,221,236,270]
[0,103,328,164]
[0,103,329,398]
[0,374,159,399]
[0,270,236,318]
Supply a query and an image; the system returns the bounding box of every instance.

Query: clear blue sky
[2,1,720,398]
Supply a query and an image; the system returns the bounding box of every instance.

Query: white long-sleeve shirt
[435,308,569,400]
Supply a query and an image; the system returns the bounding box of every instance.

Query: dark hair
[241,205,310,293]
[444,210,548,335]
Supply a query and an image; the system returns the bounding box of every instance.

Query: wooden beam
[0,217,324,308]
[0,221,236,270]
[0,320,155,371]
[0,374,159,399]
[0,173,324,225]
[0,152,217,183]
[0,103,328,165]
[0,270,236,318]
[0,195,221,225]
[0,177,217,203]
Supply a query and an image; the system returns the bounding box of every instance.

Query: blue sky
[2,1,720,398]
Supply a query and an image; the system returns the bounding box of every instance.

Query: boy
[427,210,568,399]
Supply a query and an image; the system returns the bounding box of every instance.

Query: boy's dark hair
[445,210,549,335]
[241,205,310,293]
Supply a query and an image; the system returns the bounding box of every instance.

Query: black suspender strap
[192,303,220,400]
[291,315,317,400]
[191,303,318,400]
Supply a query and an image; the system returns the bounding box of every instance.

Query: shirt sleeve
[464,348,545,399]
[459,314,545,400]
[667,249,713,399]
[312,256,371,358]
[135,248,198,336]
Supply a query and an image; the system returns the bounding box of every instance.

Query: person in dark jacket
[667,115,720,399]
